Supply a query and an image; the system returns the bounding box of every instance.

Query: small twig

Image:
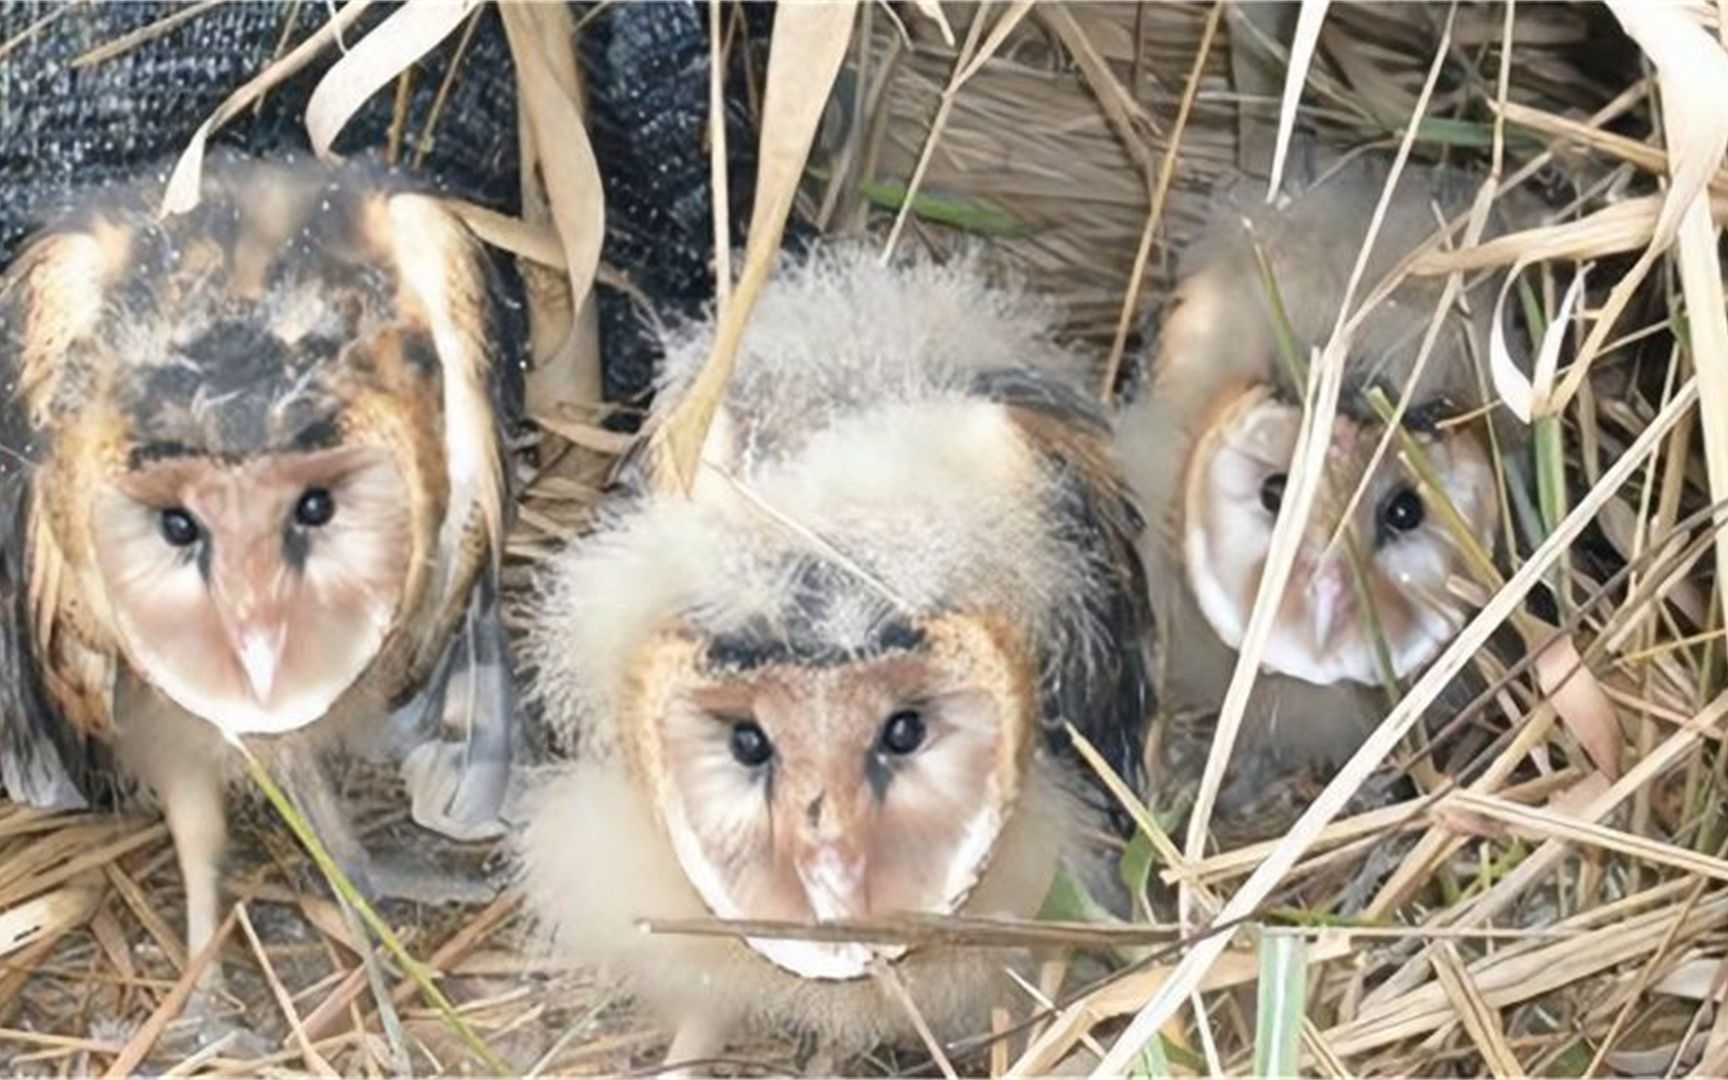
[235,902,338,1077]
[871,959,958,1080]
[102,907,240,1079]
[71,0,224,68]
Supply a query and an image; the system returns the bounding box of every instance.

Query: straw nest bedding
[3,1,1728,1076]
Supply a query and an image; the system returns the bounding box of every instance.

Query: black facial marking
[283,525,310,573]
[804,793,823,828]
[288,415,343,453]
[865,755,892,804]
[122,318,345,462]
[127,439,197,470]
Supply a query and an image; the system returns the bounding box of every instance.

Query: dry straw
[7,0,1728,1075]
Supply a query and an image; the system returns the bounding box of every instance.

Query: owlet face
[1183,387,1496,686]
[629,614,1034,980]
[90,445,412,734]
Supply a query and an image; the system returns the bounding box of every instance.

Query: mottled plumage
[0,156,518,958]
[1118,158,1512,833]
[521,246,1155,1060]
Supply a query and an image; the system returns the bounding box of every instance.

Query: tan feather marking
[10,234,117,426]
[382,194,505,584]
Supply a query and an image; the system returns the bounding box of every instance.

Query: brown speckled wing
[0,238,118,808]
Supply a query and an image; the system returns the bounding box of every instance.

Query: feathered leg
[113,681,229,965]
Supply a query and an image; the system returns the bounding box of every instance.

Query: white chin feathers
[658,780,1009,981]
[120,614,390,736]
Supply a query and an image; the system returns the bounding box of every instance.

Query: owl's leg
[273,742,495,907]
[396,572,513,843]
[112,686,229,974]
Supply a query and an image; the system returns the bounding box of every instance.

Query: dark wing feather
[0,288,101,809]
[973,368,1159,814]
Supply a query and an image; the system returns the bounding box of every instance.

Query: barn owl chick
[1118,159,1506,816]
[522,246,1154,1063]
[0,156,518,961]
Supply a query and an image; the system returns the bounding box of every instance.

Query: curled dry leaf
[1652,957,1726,1003]
[1411,195,1728,276]
[650,0,859,492]
[1535,635,1622,779]
[1266,0,1331,200]
[1488,264,1584,424]
[162,0,375,214]
[304,0,481,158]
[498,2,606,353]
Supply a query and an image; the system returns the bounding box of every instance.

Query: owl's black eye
[728,720,774,768]
[878,709,926,756]
[158,507,201,548]
[1260,473,1288,514]
[1382,488,1425,533]
[294,488,335,528]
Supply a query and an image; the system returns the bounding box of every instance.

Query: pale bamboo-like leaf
[908,0,955,48]
[1534,633,1623,777]
[1489,265,1584,424]
[1447,788,1728,881]
[305,0,480,157]
[1327,893,1728,1056]
[1265,0,1330,200]
[162,0,375,214]
[650,1,858,491]
[500,0,607,404]
[1412,194,1728,275]
[1545,2,1728,412]
[1675,187,1728,649]
[1253,929,1307,1079]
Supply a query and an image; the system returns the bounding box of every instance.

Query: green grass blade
[1253,927,1308,1079]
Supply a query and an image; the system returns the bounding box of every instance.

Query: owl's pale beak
[1307,559,1353,648]
[212,544,290,706]
[795,839,868,921]
[792,788,869,920]
[235,624,287,703]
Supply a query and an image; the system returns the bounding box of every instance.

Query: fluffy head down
[2,155,507,737]
[1119,157,1507,690]
[1183,386,1496,685]
[525,246,1150,1002]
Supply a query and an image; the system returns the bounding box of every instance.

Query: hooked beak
[793,790,869,920]
[233,623,287,704]
[212,551,290,706]
[795,839,868,921]
[1306,557,1354,649]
